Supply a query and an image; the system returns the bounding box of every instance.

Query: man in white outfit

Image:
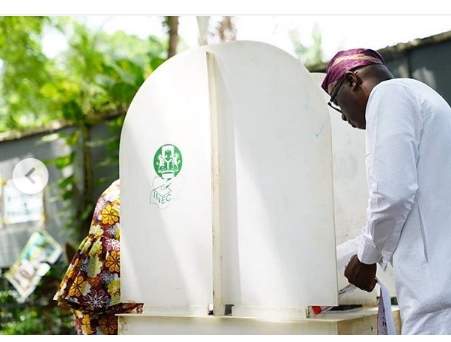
[322,48,451,334]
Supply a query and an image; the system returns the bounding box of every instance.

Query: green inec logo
[153,144,183,179]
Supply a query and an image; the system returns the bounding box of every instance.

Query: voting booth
[118,41,400,334]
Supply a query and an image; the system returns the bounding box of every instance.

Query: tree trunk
[79,123,95,239]
[165,16,179,58]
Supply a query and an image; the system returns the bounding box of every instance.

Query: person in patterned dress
[53,180,143,334]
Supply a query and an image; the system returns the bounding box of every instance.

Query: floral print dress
[53,180,143,334]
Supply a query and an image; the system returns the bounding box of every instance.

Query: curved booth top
[119,41,338,320]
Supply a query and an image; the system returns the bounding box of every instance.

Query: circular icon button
[12,158,49,194]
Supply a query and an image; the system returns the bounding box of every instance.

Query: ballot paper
[377,280,396,335]
[336,237,361,275]
[313,235,397,334]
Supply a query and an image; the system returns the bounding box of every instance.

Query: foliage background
[0,16,169,335]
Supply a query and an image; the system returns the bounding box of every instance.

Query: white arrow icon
[12,158,49,194]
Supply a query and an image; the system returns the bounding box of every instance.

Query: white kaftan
[357,78,451,334]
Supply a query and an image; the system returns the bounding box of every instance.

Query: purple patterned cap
[321,48,384,95]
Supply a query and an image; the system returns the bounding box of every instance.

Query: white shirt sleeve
[358,82,422,266]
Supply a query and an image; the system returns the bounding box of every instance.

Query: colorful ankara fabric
[53,180,143,334]
[321,48,385,95]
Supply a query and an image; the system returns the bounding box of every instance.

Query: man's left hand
[344,254,377,292]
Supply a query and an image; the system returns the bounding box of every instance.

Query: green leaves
[150,56,165,71]
[62,100,84,123]
[0,17,52,131]
[52,152,76,170]
[0,260,74,334]
[290,23,324,69]
[0,17,166,133]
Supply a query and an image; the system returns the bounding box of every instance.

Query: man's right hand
[344,254,377,292]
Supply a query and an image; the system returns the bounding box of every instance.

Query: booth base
[117,306,401,335]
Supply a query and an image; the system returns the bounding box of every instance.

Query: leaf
[52,152,75,169]
[62,100,84,123]
[109,82,137,104]
[62,189,74,201]
[57,175,74,189]
[65,130,81,146]
[150,56,165,71]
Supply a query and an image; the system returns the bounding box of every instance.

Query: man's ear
[345,71,361,90]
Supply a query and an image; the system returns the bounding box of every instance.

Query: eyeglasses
[327,76,346,114]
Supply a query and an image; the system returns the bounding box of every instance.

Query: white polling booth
[118,41,400,334]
